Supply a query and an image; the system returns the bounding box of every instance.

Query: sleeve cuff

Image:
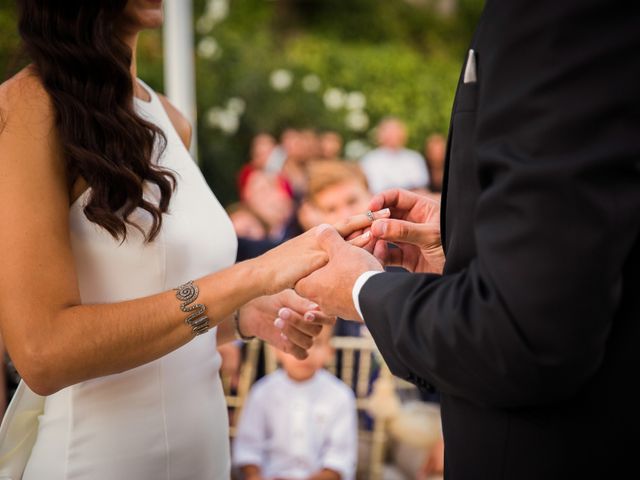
[352,271,383,321]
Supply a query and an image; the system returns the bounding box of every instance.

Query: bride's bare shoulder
[0,66,55,133]
[0,66,65,202]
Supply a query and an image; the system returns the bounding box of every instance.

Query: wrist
[242,258,270,297]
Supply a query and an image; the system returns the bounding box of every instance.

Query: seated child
[232,326,357,480]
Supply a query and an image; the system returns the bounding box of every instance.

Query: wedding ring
[366,210,374,222]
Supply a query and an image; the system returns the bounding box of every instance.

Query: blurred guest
[240,170,296,241]
[359,117,429,194]
[226,202,267,241]
[301,128,322,161]
[250,133,277,170]
[237,133,276,195]
[417,437,445,480]
[424,133,446,193]
[281,128,312,198]
[233,326,357,480]
[319,131,343,160]
[265,128,314,199]
[305,160,370,226]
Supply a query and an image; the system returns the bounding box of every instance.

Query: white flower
[345,110,370,132]
[206,107,225,128]
[206,106,240,135]
[227,97,246,115]
[323,88,346,110]
[218,111,239,135]
[196,15,215,34]
[270,69,294,91]
[345,139,371,160]
[302,74,322,92]
[197,37,220,59]
[346,91,367,111]
[206,0,229,23]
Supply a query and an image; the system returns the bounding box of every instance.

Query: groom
[297,1,640,478]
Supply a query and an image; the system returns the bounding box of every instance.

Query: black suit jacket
[359,1,640,478]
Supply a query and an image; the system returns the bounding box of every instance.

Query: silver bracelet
[233,309,255,343]
[174,281,209,336]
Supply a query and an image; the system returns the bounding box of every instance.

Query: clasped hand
[240,208,391,359]
[295,188,445,322]
[245,189,443,357]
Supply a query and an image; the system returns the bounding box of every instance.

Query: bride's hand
[238,289,335,359]
[254,209,390,296]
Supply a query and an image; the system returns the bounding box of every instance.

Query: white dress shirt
[232,369,358,480]
[359,147,429,194]
[352,271,384,321]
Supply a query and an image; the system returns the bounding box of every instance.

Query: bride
[0,1,384,478]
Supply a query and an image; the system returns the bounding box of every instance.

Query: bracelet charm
[175,281,209,336]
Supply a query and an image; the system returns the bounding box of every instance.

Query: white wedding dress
[22,81,238,479]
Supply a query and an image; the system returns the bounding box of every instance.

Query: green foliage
[0,0,485,206]
[0,2,20,78]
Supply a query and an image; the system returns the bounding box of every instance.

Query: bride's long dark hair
[17,0,176,242]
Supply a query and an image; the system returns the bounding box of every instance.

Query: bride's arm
[0,76,329,396]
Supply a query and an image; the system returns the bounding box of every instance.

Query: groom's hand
[295,225,383,322]
[368,188,445,274]
[239,289,335,359]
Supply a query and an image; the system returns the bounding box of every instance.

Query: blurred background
[0,0,483,206]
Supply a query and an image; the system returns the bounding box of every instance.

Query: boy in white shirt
[232,326,357,480]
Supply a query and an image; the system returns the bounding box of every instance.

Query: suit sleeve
[360,1,640,408]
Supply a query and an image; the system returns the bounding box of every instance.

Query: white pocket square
[463,49,477,84]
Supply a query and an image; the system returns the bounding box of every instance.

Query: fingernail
[378,208,391,217]
[304,312,315,322]
[280,332,288,341]
[274,317,285,329]
[359,231,371,240]
[278,308,291,320]
[308,302,319,310]
[316,223,331,234]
